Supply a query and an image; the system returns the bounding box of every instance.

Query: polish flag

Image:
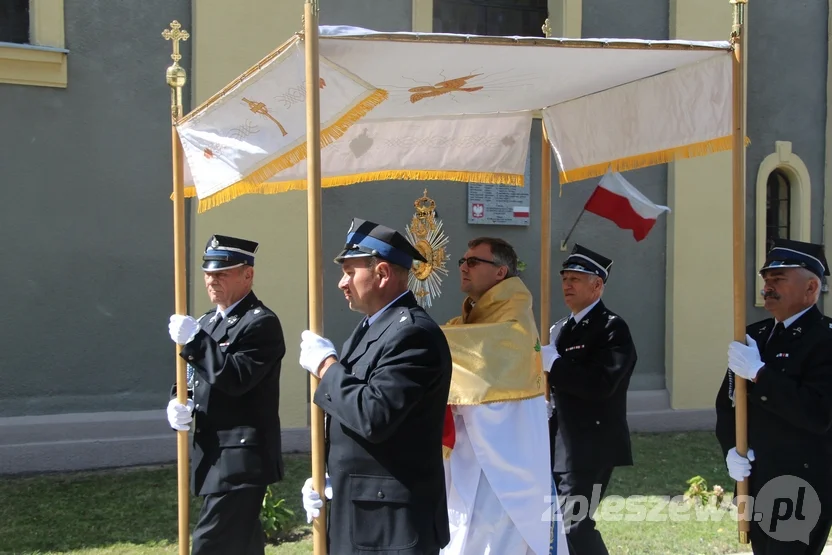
[584,170,671,241]
[513,206,529,218]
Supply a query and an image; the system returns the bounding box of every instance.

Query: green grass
[0,432,771,555]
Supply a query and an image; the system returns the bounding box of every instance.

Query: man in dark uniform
[166,234,286,555]
[716,238,832,555]
[540,244,637,555]
[298,218,453,555]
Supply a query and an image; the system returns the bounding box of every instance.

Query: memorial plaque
[467,150,531,226]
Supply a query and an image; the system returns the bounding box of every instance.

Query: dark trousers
[192,486,267,555]
[749,516,831,555]
[554,467,614,555]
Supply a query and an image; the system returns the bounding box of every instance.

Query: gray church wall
[0,0,192,416]
[745,0,828,321]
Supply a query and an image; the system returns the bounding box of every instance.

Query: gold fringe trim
[558,135,751,184]
[442,445,453,460]
[446,390,544,406]
[181,169,523,212]
[174,88,389,211]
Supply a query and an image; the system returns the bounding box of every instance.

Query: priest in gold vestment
[440,237,567,555]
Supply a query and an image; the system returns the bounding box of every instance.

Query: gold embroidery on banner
[242,98,288,136]
[408,74,483,103]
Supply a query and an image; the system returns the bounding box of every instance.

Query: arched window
[433,0,549,37]
[755,141,812,306]
[765,169,791,252]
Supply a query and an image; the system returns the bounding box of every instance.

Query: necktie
[208,312,224,334]
[562,317,577,337]
[767,322,785,345]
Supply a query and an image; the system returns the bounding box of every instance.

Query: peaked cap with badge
[759,238,829,280]
[202,234,259,272]
[560,244,613,283]
[334,218,427,269]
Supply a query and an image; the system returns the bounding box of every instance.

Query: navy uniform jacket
[715,305,832,517]
[547,300,637,473]
[176,290,286,496]
[314,292,452,555]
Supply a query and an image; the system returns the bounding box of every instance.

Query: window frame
[432,0,550,37]
[754,141,812,306]
[0,0,68,88]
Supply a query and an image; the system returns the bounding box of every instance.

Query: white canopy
[176,26,733,211]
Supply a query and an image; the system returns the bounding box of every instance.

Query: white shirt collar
[367,291,409,327]
[217,297,245,320]
[778,305,813,329]
[571,298,601,324]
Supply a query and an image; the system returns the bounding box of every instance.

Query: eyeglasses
[458,256,499,268]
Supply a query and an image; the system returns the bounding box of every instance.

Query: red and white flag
[513,206,530,218]
[584,170,671,242]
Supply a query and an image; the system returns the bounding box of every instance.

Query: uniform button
[194,380,199,387]
[760,396,768,401]
[188,355,194,361]
[195,428,201,433]
[595,421,600,425]
[195,404,200,410]
[325,393,331,400]
[804,463,809,468]
[240,438,246,444]
[377,491,384,499]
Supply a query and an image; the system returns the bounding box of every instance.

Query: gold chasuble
[440,277,544,456]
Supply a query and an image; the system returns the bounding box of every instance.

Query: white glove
[300,330,337,377]
[302,475,333,523]
[549,321,565,347]
[728,334,764,381]
[166,398,194,431]
[169,314,200,345]
[726,447,755,482]
[541,344,560,373]
[545,395,555,419]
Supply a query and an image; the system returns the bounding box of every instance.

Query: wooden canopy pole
[304,1,328,554]
[730,0,750,545]
[162,20,191,555]
[540,19,552,401]
[541,124,553,404]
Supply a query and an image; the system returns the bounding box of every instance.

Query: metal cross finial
[163,20,190,64]
[542,18,552,39]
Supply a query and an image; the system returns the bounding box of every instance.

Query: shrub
[261,486,296,543]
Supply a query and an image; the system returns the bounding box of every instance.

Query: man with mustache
[298,218,453,555]
[716,238,832,555]
[165,234,286,555]
[540,244,637,555]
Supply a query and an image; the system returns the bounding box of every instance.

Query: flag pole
[162,20,191,555]
[729,0,750,545]
[304,1,328,554]
[539,19,552,402]
[560,207,587,251]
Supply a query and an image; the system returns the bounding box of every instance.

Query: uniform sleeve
[749,342,832,435]
[714,369,736,458]
[314,324,444,444]
[179,315,286,397]
[547,318,636,400]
